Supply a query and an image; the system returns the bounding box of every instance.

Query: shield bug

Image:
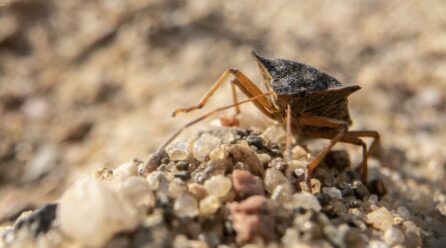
[163,51,381,187]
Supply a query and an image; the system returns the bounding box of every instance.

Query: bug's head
[251,51,343,96]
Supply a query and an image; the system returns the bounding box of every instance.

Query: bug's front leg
[298,116,349,191]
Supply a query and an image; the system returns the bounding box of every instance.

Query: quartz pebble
[365,207,394,231]
[232,170,264,199]
[199,195,221,216]
[113,161,138,180]
[261,126,286,144]
[174,192,199,218]
[193,134,221,162]
[117,176,155,208]
[264,168,288,193]
[204,175,232,198]
[322,187,343,200]
[299,178,322,194]
[291,192,322,211]
[58,178,139,247]
[166,141,190,161]
[383,226,404,246]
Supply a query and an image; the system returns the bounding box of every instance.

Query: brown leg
[298,116,349,187]
[172,69,279,119]
[348,130,381,160]
[159,92,273,152]
[303,130,371,183]
[285,105,292,162]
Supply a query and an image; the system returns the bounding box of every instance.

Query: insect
[161,51,381,187]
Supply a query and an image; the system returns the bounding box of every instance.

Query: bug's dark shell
[252,52,343,96]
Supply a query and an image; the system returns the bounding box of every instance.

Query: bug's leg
[303,130,371,184]
[298,117,349,189]
[172,69,278,118]
[219,80,242,126]
[348,131,382,160]
[159,92,273,152]
[285,105,292,162]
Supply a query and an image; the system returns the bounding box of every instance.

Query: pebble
[229,195,274,242]
[174,192,199,218]
[232,170,264,199]
[228,144,264,176]
[188,183,208,200]
[291,192,322,211]
[365,207,394,231]
[383,226,404,246]
[117,176,155,208]
[193,134,221,162]
[261,126,286,144]
[199,195,221,216]
[299,179,321,194]
[166,141,190,161]
[322,187,343,200]
[58,178,139,247]
[264,168,289,193]
[204,175,232,198]
[113,161,138,180]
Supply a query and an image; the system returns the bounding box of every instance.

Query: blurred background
[0,0,445,216]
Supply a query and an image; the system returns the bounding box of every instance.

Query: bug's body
[167,51,381,188]
[251,52,360,137]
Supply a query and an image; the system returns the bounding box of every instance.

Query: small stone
[268,158,287,172]
[193,134,221,162]
[204,175,232,197]
[365,207,394,231]
[166,141,190,161]
[117,176,155,208]
[294,168,305,177]
[199,195,221,216]
[261,126,286,144]
[58,178,139,247]
[396,206,411,220]
[228,144,264,176]
[264,168,288,193]
[383,226,404,246]
[353,181,369,198]
[168,178,187,198]
[291,145,309,160]
[146,171,169,191]
[322,187,343,200]
[209,147,227,161]
[271,184,293,203]
[176,161,190,171]
[290,192,322,211]
[174,193,199,218]
[229,195,274,242]
[232,170,264,199]
[299,179,321,194]
[257,153,272,165]
[188,183,207,200]
[367,240,389,248]
[113,161,138,180]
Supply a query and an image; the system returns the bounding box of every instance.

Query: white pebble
[291,192,322,211]
[117,176,155,208]
[264,168,289,193]
[174,192,199,218]
[193,134,221,162]
[58,178,139,247]
[166,140,190,161]
[322,187,343,200]
[383,226,405,246]
[113,161,138,180]
[204,175,232,197]
[199,195,221,216]
[365,207,394,231]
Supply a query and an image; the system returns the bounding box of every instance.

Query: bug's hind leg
[348,131,382,160]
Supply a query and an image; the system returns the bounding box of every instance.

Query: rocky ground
[0,0,445,247]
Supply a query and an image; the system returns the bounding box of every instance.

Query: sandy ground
[0,0,445,242]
